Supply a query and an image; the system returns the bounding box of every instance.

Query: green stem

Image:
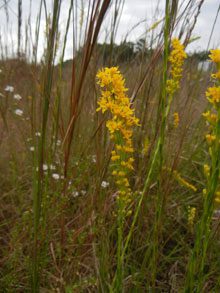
[149,0,170,286]
[32,1,61,291]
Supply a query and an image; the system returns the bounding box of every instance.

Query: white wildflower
[13,94,22,101]
[35,132,41,137]
[43,164,48,171]
[14,109,23,116]
[52,173,60,180]
[92,155,97,163]
[101,181,109,188]
[5,85,14,92]
[56,140,61,146]
[30,146,35,152]
[72,191,79,198]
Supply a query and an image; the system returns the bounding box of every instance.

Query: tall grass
[1,0,220,292]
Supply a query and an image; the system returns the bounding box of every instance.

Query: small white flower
[43,164,48,171]
[30,146,35,152]
[56,140,61,146]
[72,191,79,198]
[52,173,60,180]
[92,155,97,163]
[81,190,87,196]
[5,85,14,92]
[101,181,109,188]
[13,94,22,100]
[14,109,23,116]
[35,132,41,137]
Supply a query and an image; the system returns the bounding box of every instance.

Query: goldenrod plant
[185,49,220,292]
[96,66,139,291]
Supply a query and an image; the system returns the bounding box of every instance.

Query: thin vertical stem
[32,1,61,291]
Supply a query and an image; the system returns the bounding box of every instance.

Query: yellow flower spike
[173,112,179,128]
[166,38,187,96]
[203,164,210,177]
[96,66,140,215]
[188,206,196,228]
[173,170,197,192]
[142,136,150,155]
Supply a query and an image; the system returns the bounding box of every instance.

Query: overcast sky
[0,0,219,60]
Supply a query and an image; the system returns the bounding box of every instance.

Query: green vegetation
[0,0,220,292]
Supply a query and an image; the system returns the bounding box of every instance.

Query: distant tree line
[62,39,210,66]
[95,39,210,64]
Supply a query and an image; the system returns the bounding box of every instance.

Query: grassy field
[1,0,220,292]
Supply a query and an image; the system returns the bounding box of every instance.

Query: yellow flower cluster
[202,110,217,125]
[164,167,197,192]
[209,49,220,64]
[203,49,220,203]
[205,49,220,108]
[187,206,196,228]
[204,189,220,204]
[96,67,139,209]
[206,87,220,107]
[173,112,179,128]
[203,164,210,178]
[203,51,220,123]
[166,38,187,95]
[173,170,197,192]
[203,51,220,147]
